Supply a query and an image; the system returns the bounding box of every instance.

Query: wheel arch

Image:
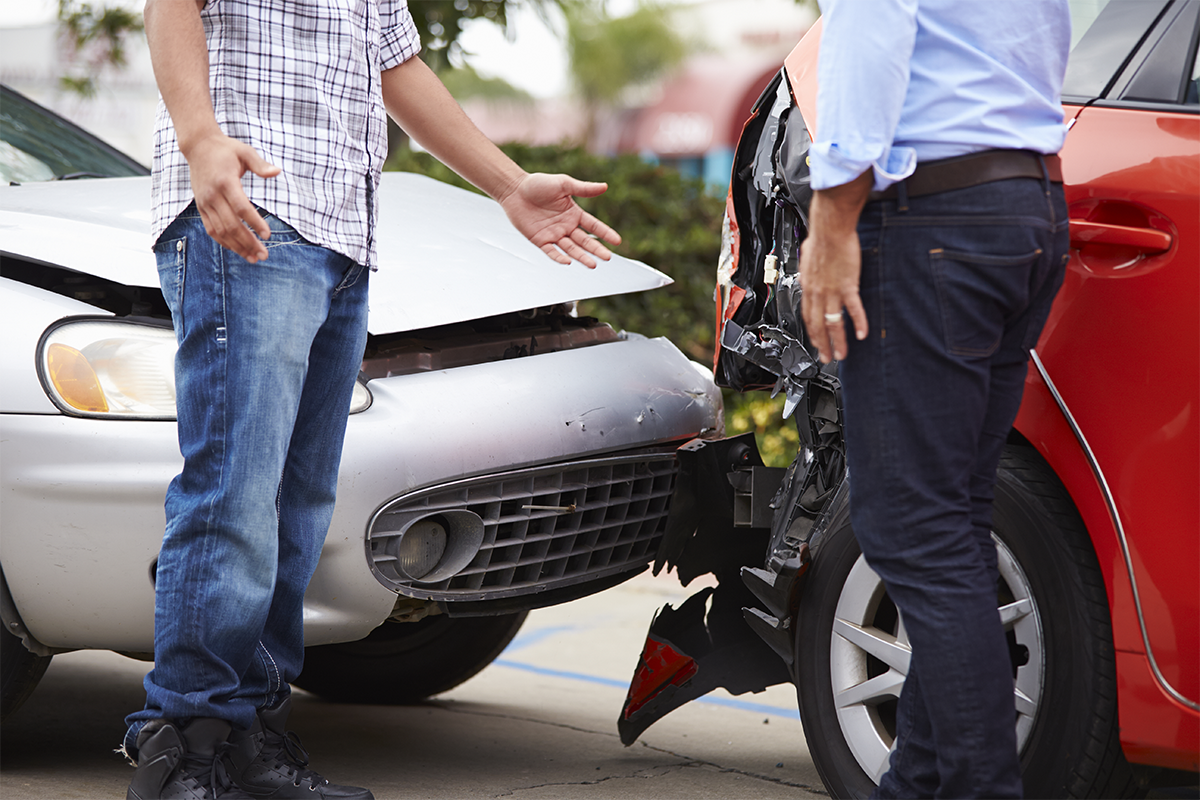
[1013,355,1200,771]
[0,565,59,659]
[1012,359,1137,655]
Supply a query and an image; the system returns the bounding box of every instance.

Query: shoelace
[176,741,241,799]
[263,730,329,788]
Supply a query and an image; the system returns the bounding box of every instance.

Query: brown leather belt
[868,149,1062,202]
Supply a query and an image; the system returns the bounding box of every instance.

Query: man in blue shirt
[799,1,1070,796]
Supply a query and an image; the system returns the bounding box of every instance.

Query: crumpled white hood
[0,172,671,333]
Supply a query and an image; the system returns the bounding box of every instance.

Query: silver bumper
[1,336,721,651]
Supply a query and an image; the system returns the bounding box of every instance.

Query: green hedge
[386,143,798,466]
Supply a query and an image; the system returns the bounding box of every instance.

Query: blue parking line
[493,658,628,689]
[502,625,577,652]
[492,657,800,720]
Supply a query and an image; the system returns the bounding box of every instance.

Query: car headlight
[38,319,178,419]
[38,318,373,419]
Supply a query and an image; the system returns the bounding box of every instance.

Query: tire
[294,611,527,704]
[1,624,52,722]
[795,445,1138,798]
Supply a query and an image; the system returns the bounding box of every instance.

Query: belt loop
[896,179,909,213]
[1037,153,1051,197]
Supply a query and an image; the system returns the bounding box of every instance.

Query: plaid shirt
[151,0,421,268]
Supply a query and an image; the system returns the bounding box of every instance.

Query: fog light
[397,518,447,580]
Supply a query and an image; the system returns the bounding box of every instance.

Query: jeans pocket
[154,236,187,338]
[252,205,313,249]
[332,262,366,296]
[930,246,1042,358]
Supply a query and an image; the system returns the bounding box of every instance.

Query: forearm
[808,170,873,242]
[380,56,526,203]
[799,169,873,363]
[144,0,220,156]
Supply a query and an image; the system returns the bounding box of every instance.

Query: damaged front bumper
[618,370,848,745]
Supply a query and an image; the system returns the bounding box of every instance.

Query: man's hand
[185,133,280,263]
[799,170,873,363]
[381,57,621,268]
[498,174,620,268]
[145,0,280,263]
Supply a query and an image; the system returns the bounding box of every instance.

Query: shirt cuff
[380,3,422,70]
[809,141,918,192]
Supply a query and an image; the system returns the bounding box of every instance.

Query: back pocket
[930,247,1042,358]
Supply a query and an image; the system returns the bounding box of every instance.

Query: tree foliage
[56,1,144,97]
[411,0,561,73]
[564,3,688,145]
[565,3,687,106]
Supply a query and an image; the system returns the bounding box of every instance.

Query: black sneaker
[127,717,253,800]
[224,697,373,799]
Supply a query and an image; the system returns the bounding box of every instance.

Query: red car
[619,2,1198,797]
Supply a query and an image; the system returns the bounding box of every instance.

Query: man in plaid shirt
[125,2,621,798]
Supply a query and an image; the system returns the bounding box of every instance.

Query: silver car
[0,86,722,717]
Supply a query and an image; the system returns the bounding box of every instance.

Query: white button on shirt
[151,0,422,268]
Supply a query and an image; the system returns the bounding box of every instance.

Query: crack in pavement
[429,701,829,796]
[627,741,829,794]
[492,761,828,797]
[491,764,684,796]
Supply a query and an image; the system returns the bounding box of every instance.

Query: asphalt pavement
[0,573,825,800]
[0,570,827,799]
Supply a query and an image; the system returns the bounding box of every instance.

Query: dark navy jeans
[125,204,369,753]
[840,173,1068,798]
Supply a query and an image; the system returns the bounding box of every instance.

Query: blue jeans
[125,204,369,751]
[840,173,1068,798]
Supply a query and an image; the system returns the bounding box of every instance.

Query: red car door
[1018,0,1200,768]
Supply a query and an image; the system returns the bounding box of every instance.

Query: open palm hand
[499,173,621,268]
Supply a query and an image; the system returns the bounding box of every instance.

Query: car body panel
[1046,103,1199,703]
[0,173,672,336]
[0,335,720,651]
[1116,650,1200,772]
[0,413,175,651]
[0,277,101,413]
[782,19,820,135]
[1012,369,1143,647]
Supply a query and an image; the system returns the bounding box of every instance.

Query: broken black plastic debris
[720,319,818,418]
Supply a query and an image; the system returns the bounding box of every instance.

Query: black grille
[367,454,678,601]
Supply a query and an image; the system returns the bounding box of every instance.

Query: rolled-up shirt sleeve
[810,0,919,191]
[380,0,422,70]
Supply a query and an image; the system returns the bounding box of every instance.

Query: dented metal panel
[0,173,673,336]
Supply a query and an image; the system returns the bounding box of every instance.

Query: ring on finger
[824,312,843,324]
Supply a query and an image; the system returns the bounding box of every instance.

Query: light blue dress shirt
[810,0,1071,192]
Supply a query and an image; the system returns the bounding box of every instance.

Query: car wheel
[294,611,527,704]
[794,445,1138,799]
[1,625,52,722]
